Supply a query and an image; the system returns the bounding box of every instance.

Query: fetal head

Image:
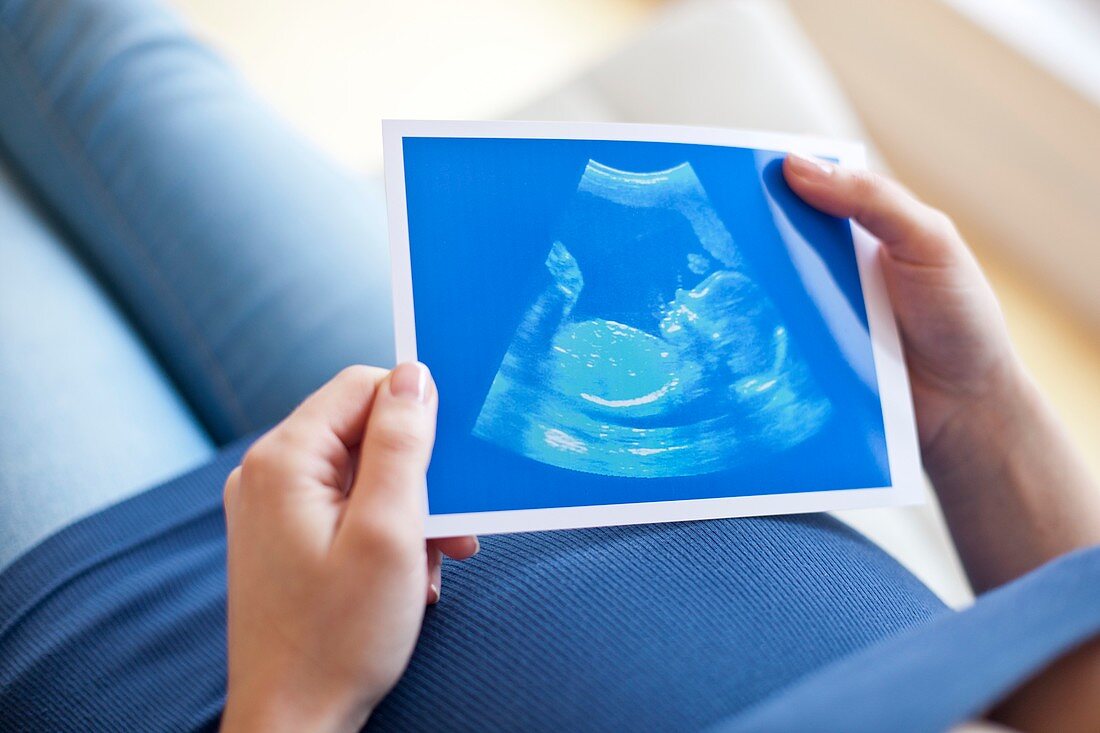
[659,269,780,378]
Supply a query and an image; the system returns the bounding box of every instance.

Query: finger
[281,364,389,456]
[430,536,480,560]
[783,153,962,268]
[240,365,388,497]
[342,362,438,540]
[426,543,442,605]
[223,466,242,521]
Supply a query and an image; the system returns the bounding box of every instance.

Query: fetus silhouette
[472,160,830,477]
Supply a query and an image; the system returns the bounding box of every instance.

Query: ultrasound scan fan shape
[472,159,831,478]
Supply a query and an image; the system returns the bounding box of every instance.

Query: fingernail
[428,583,440,605]
[472,536,480,555]
[787,152,835,181]
[390,362,430,402]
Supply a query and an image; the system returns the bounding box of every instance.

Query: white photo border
[381,119,924,538]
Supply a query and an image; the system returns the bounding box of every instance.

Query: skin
[220,363,477,732]
[784,153,1100,732]
[220,157,1100,732]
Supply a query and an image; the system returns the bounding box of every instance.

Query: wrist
[221,679,372,733]
[921,356,1036,482]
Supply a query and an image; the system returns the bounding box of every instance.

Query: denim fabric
[0,0,392,564]
[0,0,395,447]
[0,158,214,567]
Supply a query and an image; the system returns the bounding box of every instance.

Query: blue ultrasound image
[472,160,829,477]
[402,137,890,514]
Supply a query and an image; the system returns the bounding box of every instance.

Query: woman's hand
[220,363,478,733]
[783,153,1018,471]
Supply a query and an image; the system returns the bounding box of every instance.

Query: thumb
[782,152,964,269]
[339,362,437,548]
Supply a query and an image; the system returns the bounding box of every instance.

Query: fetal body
[472,160,830,478]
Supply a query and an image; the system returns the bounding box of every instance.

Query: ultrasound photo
[386,122,917,532]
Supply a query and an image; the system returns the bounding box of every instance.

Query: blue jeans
[2,2,1097,731]
[0,0,393,567]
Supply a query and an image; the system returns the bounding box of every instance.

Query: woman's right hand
[783,153,1021,473]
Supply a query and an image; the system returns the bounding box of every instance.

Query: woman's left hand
[220,363,478,733]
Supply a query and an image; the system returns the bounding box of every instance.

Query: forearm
[781,156,1100,731]
[925,361,1100,593]
[925,363,1100,732]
